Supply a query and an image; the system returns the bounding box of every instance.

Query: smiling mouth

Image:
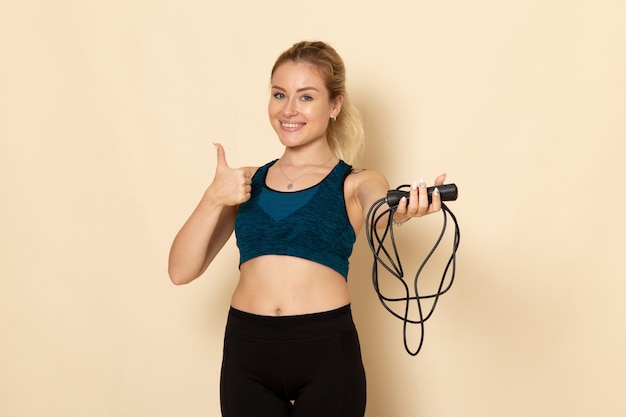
[281,122,304,129]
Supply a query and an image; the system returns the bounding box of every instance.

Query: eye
[273,92,285,99]
[301,95,313,101]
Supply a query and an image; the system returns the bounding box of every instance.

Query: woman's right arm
[168,143,255,285]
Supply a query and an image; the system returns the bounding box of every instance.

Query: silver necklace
[278,154,334,190]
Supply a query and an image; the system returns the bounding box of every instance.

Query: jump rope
[365,184,460,356]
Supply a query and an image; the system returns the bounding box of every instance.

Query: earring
[331,115,337,122]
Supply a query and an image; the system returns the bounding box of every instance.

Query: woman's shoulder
[249,159,277,179]
[343,166,390,216]
[347,166,386,182]
[345,166,389,194]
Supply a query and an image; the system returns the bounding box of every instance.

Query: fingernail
[412,181,418,190]
[212,142,219,149]
[433,187,440,195]
[419,178,426,188]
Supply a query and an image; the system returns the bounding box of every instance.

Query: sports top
[234,159,356,279]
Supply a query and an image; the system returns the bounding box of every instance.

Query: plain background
[1,1,625,416]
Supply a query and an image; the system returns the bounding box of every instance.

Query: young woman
[169,40,446,417]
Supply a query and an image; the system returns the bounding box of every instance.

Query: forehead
[271,61,327,91]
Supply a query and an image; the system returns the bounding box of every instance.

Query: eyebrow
[271,86,320,93]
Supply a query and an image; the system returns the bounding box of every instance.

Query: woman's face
[268,61,342,150]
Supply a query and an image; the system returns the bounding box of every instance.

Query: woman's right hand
[168,143,255,284]
[208,143,255,206]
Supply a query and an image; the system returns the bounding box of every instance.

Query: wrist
[200,186,228,209]
[392,215,410,226]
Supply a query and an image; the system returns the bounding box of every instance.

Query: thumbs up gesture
[208,143,255,206]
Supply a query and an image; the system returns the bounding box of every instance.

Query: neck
[280,145,336,167]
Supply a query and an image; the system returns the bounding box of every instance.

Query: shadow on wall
[348,87,462,414]
[349,212,461,415]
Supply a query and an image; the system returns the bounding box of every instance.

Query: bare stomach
[230,255,351,316]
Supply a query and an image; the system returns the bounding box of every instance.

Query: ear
[331,95,344,118]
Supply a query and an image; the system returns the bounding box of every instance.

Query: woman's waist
[225,304,355,340]
[232,256,350,316]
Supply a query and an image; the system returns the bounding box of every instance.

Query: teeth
[282,123,302,128]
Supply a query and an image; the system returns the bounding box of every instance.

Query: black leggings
[220,305,367,417]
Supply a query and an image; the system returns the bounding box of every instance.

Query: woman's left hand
[393,174,447,222]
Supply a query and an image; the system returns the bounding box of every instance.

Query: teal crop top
[234,159,356,279]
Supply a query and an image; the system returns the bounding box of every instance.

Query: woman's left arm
[347,169,447,234]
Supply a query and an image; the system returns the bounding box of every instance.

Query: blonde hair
[271,41,365,164]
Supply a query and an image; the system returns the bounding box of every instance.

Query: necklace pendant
[287,183,294,190]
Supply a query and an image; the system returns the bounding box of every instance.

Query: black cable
[365,185,460,356]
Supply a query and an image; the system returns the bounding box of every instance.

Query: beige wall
[1,1,625,416]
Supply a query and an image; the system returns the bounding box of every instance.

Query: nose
[282,97,298,117]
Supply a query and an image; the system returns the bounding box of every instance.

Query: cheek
[268,103,284,126]
[301,104,324,119]
[268,100,277,115]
